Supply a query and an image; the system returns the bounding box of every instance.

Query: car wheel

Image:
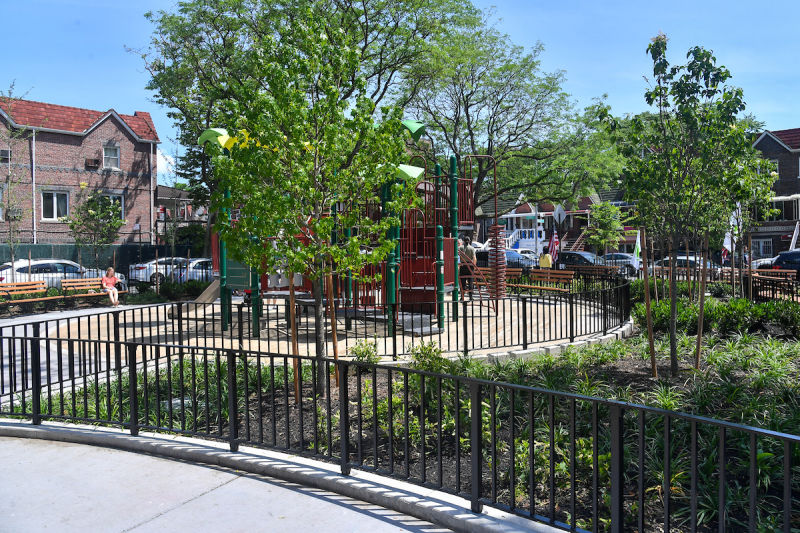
[625,265,636,277]
[150,273,165,284]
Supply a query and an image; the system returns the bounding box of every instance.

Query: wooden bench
[508,269,575,293]
[572,265,622,277]
[752,269,796,281]
[62,278,128,302]
[0,280,56,304]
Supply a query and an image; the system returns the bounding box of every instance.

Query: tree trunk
[695,235,709,369]
[640,227,657,378]
[668,233,680,375]
[311,274,326,389]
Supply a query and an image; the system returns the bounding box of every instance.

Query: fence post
[176,303,184,346]
[31,323,42,425]
[113,311,122,369]
[568,293,575,343]
[522,297,528,350]
[609,404,625,532]
[470,381,483,513]
[462,299,469,357]
[227,349,239,452]
[127,344,139,436]
[238,304,244,351]
[338,360,351,475]
[392,310,398,361]
[602,288,608,334]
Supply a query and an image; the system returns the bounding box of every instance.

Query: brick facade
[0,99,158,245]
[752,129,800,257]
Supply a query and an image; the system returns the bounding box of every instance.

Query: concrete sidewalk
[0,436,446,533]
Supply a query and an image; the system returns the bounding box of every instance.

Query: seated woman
[102,267,120,307]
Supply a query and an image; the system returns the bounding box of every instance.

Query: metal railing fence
[0,334,797,532]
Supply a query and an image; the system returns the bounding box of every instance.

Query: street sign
[553,205,566,224]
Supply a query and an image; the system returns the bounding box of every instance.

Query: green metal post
[449,155,460,320]
[250,266,260,338]
[220,187,231,331]
[436,225,445,328]
[434,162,442,220]
[385,183,397,338]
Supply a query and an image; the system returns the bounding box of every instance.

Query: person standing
[102,267,120,307]
[462,236,476,296]
[539,251,553,269]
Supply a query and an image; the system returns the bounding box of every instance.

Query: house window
[103,144,120,169]
[103,193,125,219]
[771,159,780,176]
[0,149,10,164]
[41,191,68,221]
[752,238,773,259]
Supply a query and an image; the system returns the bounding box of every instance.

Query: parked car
[0,259,86,288]
[650,256,721,280]
[516,248,539,265]
[602,253,638,276]
[474,249,537,274]
[752,256,778,270]
[185,258,214,282]
[128,257,188,284]
[762,250,800,275]
[554,251,607,269]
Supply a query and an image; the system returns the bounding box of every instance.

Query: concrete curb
[0,419,557,533]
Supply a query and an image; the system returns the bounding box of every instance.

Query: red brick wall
[0,114,156,244]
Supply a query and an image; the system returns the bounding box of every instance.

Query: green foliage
[125,289,168,305]
[708,282,733,298]
[583,201,627,253]
[407,341,452,374]
[66,190,125,268]
[349,339,380,365]
[633,297,800,338]
[154,280,211,301]
[605,35,776,372]
[407,15,623,214]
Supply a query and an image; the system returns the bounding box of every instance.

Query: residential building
[154,184,207,240]
[0,98,159,244]
[752,128,800,258]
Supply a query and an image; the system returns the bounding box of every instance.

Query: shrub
[183,280,211,299]
[126,289,168,305]
[708,282,733,298]
[158,280,184,301]
[349,339,380,365]
[407,341,451,374]
[630,278,692,304]
[46,287,60,297]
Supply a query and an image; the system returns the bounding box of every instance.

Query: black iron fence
[1,333,797,532]
[0,279,630,362]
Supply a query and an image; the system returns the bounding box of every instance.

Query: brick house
[752,128,800,258]
[0,98,159,244]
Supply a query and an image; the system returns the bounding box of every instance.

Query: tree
[583,201,626,258]
[0,85,32,281]
[141,0,473,253]
[607,34,776,374]
[204,4,422,377]
[405,18,623,218]
[67,188,125,269]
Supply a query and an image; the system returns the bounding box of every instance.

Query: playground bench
[61,278,128,303]
[571,265,621,277]
[751,269,796,281]
[0,280,56,305]
[507,269,575,293]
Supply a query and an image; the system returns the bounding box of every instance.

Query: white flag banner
[632,230,641,271]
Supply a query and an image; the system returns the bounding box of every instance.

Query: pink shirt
[102,275,119,289]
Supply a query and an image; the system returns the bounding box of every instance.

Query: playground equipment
[200,124,507,338]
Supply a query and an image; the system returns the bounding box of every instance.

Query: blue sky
[2,0,798,182]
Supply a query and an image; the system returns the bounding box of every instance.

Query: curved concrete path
[0,420,557,533]
[0,435,444,533]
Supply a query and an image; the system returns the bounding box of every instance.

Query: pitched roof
[0,98,159,142]
[771,128,800,150]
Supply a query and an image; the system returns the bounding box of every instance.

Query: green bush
[708,281,733,298]
[183,280,211,299]
[634,296,800,338]
[46,287,60,297]
[407,341,452,374]
[630,278,692,304]
[349,339,380,365]
[126,289,168,305]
